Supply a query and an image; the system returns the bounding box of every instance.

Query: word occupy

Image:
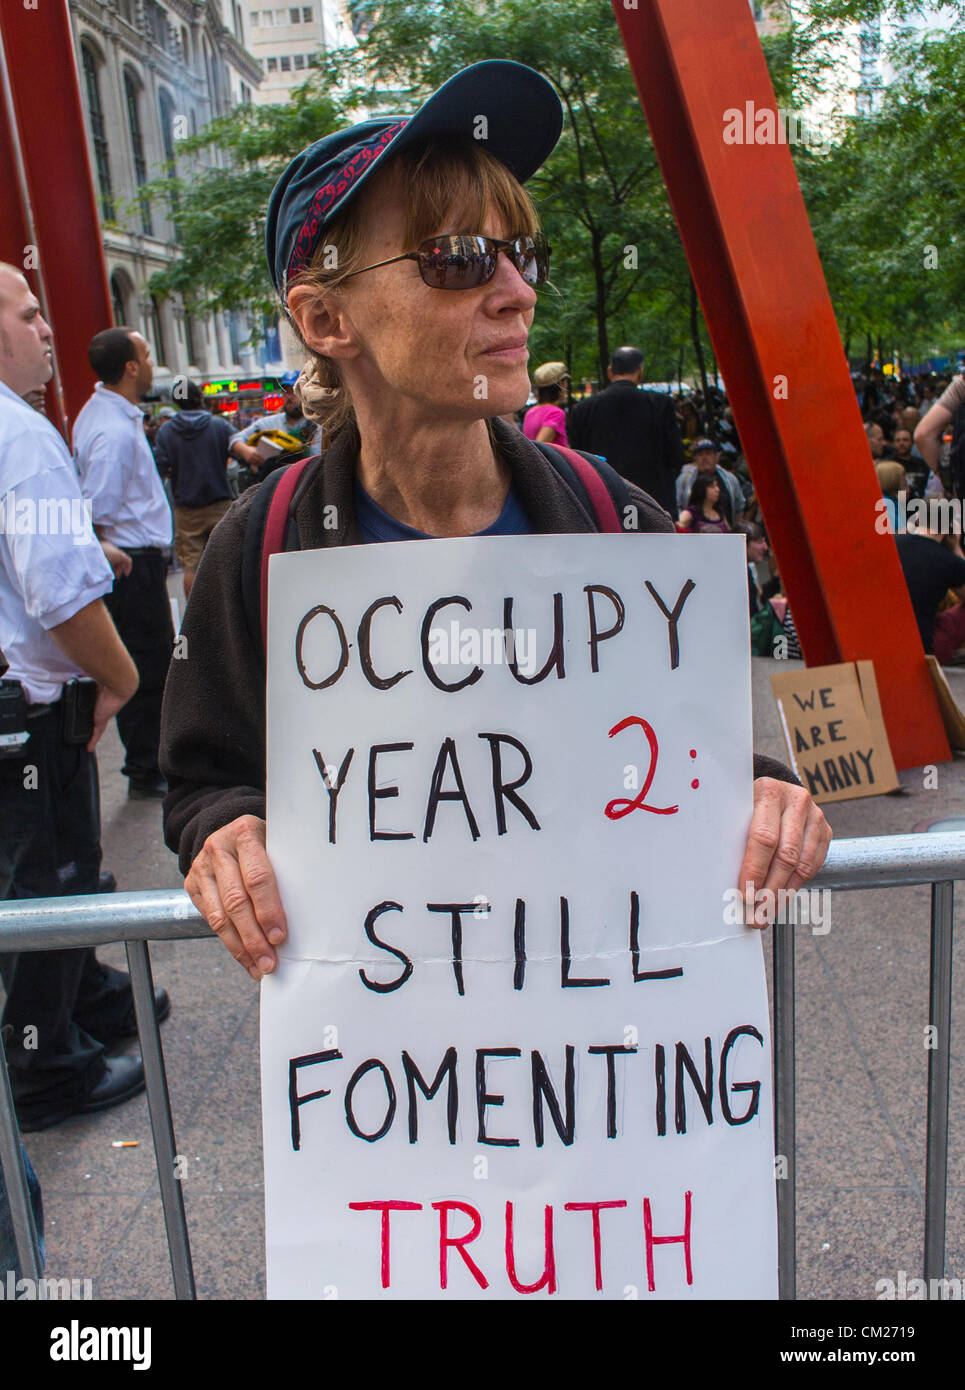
[292,580,696,693]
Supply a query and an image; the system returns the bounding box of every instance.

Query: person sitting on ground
[675,438,744,527]
[677,472,730,533]
[894,518,965,665]
[734,520,769,615]
[875,460,907,533]
[522,361,569,446]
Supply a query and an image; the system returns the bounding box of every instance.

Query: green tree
[142,65,362,324]
[348,0,702,386]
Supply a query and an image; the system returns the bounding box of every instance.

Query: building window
[117,0,133,20]
[293,53,304,69]
[267,56,278,72]
[251,9,260,22]
[280,54,290,71]
[240,82,252,104]
[81,44,114,221]
[124,73,153,236]
[302,5,311,18]
[263,9,273,23]
[289,6,300,20]
[158,89,182,235]
[184,311,200,368]
[144,0,170,51]
[110,273,127,327]
[159,89,178,170]
[148,296,166,366]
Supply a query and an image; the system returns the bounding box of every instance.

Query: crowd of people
[509,353,965,667]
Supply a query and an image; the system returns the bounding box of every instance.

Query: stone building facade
[69,0,268,390]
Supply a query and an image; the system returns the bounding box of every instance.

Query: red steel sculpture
[0,0,949,767]
[611,0,949,769]
[0,0,112,437]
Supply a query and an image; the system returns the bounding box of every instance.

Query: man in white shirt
[73,328,174,798]
[0,263,152,1131]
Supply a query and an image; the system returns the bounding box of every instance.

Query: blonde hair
[876,461,906,497]
[286,137,542,440]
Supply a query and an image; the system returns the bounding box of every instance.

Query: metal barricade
[0,832,962,1300]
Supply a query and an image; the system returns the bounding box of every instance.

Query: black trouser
[0,706,130,1117]
[103,549,175,785]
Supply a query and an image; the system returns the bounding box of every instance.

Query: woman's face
[291,163,539,426]
[706,479,720,503]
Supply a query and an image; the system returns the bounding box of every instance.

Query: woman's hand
[737,778,832,926]
[184,815,288,979]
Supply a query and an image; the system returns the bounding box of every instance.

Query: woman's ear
[287,285,359,361]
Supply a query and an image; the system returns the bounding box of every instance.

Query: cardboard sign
[262,534,777,1299]
[926,656,965,752]
[770,661,899,802]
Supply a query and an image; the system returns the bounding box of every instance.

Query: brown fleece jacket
[160,416,796,874]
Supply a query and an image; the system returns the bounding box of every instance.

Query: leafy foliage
[143,0,965,375]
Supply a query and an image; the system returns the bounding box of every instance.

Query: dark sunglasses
[342,232,551,290]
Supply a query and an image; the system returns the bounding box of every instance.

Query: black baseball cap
[265,60,563,301]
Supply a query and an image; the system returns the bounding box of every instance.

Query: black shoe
[99,870,117,893]
[128,777,168,800]
[75,1054,146,1115]
[16,1055,146,1131]
[83,987,171,1047]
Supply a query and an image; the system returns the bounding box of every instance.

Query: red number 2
[604,716,679,819]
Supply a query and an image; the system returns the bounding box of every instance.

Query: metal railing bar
[924,881,954,1296]
[773,917,795,1301]
[0,1032,41,1285]
[125,940,196,1301]
[0,834,962,955]
[0,830,961,1301]
[811,832,965,891]
[0,890,208,950]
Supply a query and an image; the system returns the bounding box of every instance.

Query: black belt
[121,545,162,557]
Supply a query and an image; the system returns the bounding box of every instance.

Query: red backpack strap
[259,457,313,647]
[547,443,624,532]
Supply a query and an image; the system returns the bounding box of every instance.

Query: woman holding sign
[160,61,830,981]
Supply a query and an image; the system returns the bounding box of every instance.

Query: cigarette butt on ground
[111,1141,139,1148]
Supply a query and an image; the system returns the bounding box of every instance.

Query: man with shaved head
[0,264,153,1131]
[568,345,684,517]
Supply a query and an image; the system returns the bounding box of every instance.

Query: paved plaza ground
[11,598,965,1300]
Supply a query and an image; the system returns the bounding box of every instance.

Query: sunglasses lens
[512,235,549,286]
[419,236,495,288]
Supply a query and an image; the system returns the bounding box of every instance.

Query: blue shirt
[354,480,531,542]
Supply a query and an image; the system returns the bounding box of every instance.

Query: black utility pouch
[0,679,30,759]
[60,678,97,746]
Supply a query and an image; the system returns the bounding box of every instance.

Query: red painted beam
[0,0,111,433]
[612,0,949,770]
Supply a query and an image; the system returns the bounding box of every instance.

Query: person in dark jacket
[154,380,234,600]
[568,346,684,517]
[159,63,831,981]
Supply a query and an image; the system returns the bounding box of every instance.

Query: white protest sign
[261,533,777,1299]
